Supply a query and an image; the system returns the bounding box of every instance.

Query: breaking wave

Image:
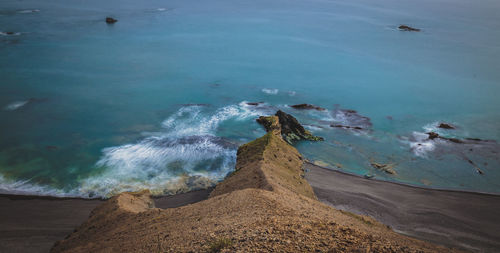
[4,100,28,111]
[0,174,80,197]
[79,102,264,198]
[261,88,279,95]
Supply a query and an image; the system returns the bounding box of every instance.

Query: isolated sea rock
[257,111,323,144]
[398,25,420,32]
[290,104,325,111]
[105,17,118,24]
[438,123,455,129]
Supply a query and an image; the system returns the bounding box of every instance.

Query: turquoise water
[1,0,499,197]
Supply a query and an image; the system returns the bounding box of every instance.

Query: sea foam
[78,102,265,198]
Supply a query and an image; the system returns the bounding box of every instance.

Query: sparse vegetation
[207,237,233,253]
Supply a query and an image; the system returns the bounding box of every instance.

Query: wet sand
[0,189,212,253]
[305,163,500,252]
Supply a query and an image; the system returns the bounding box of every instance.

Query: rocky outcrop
[399,25,420,31]
[257,111,323,144]
[290,103,325,111]
[105,17,118,24]
[275,110,324,144]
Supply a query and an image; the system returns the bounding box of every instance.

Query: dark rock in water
[330,107,372,131]
[290,104,326,111]
[6,32,15,35]
[448,138,463,144]
[466,159,484,175]
[275,110,324,144]
[427,132,463,144]
[105,17,118,24]
[427,132,440,140]
[466,138,482,141]
[386,116,393,120]
[364,174,374,179]
[438,123,455,129]
[371,162,396,175]
[398,25,420,32]
[246,102,264,106]
[46,146,58,150]
[257,111,324,144]
[331,125,363,130]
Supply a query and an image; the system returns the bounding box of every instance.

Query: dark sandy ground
[0,189,211,253]
[305,163,500,252]
[1,164,499,252]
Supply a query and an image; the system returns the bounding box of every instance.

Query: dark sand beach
[305,163,500,252]
[0,189,211,253]
[1,164,499,252]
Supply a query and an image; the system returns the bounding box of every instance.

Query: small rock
[246,102,263,106]
[427,132,439,140]
[398,25,420,32]
[331,125,363,130]
[371,162,396,175]
[290,104,326,111]
[106,17,118,24]
[438,123,455,129]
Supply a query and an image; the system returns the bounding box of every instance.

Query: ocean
[1,0,499,198]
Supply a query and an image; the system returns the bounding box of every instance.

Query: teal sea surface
[1,0,499,197]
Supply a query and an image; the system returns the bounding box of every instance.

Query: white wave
[4,100,28,111]
[0,102,269,198]
[423,121,441,134]
[0,32,21,36]
[287,91,296,96]
[0,174,79,198]
[161,102,262,136]
[80,135,236,198]
[157,8,167,11]
[80,102,264,198]
[17,9,40,14]
[405,131,436,157]
[261,88,279,95]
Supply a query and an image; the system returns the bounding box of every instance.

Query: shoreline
[1,164,499,251]
[305,161,500,197]
[1,162,498,202]
[306,163,500,252]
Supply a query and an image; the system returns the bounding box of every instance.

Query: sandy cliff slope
[51,116,456,252]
